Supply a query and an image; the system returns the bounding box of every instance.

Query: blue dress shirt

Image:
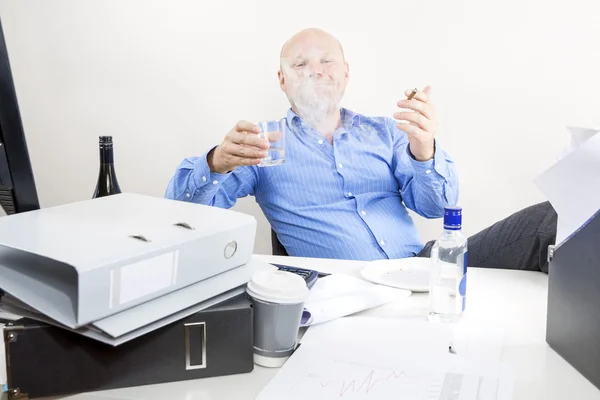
[165,108,459,260]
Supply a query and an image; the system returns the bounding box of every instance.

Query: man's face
[278,32,349,125]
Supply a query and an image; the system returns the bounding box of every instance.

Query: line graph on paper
[284,359,501,400]
[301,361,441,399]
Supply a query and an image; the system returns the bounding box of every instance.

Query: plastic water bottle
[429,206,468,323]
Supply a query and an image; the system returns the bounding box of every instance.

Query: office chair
[271,229,289,256]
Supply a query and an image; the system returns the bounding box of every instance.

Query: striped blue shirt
[165,108,459,260]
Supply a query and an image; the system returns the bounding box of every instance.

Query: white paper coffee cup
[246,270,309,367]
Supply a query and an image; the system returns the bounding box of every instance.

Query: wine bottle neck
[99,145,114,164]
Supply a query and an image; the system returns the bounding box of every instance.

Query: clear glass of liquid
[256,118,286,167]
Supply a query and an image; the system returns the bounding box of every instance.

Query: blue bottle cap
[444,206,462,230]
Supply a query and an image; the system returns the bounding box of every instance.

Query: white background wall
[0,0,598,255]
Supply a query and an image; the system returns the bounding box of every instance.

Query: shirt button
[186,193,191,198]
[380,240,386,246]
[338,164,343,168]
[346,192,353,197]
[361,210,367,216]
[212,180,218,185]
[318,139,323,145]
[425,169,432,174]
[202,176,207,182]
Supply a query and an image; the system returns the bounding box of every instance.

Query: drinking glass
[256,118,286,167]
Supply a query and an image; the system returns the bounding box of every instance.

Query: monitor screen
[0,16,40,215]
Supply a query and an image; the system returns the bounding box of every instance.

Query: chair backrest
[271,229,289,256]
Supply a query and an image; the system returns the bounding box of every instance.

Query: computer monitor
[0,16,40,215]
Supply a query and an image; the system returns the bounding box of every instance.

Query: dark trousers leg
[417,201,558,273]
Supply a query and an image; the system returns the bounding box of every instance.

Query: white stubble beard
[287,73,343,128]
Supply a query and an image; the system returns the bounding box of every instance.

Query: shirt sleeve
[388,119,460,218]
[164,146,259,208]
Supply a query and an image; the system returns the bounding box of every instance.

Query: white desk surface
[2,254,599,400]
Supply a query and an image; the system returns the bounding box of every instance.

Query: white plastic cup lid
[246,269,309,304]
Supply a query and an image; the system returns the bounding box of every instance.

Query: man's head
[278,28,349,127]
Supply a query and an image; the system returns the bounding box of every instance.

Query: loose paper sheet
[0,310,21,322]
[301,274,410,327]
[257,317,513,400]
[535,126,600,246]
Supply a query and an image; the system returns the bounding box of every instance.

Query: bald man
[165,28,557,272]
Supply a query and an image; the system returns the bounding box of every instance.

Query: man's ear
[278,69,286,92]
[344,61,350,81]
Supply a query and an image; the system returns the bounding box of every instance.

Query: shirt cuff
[407,143,450,182]
[192,147,233,189]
